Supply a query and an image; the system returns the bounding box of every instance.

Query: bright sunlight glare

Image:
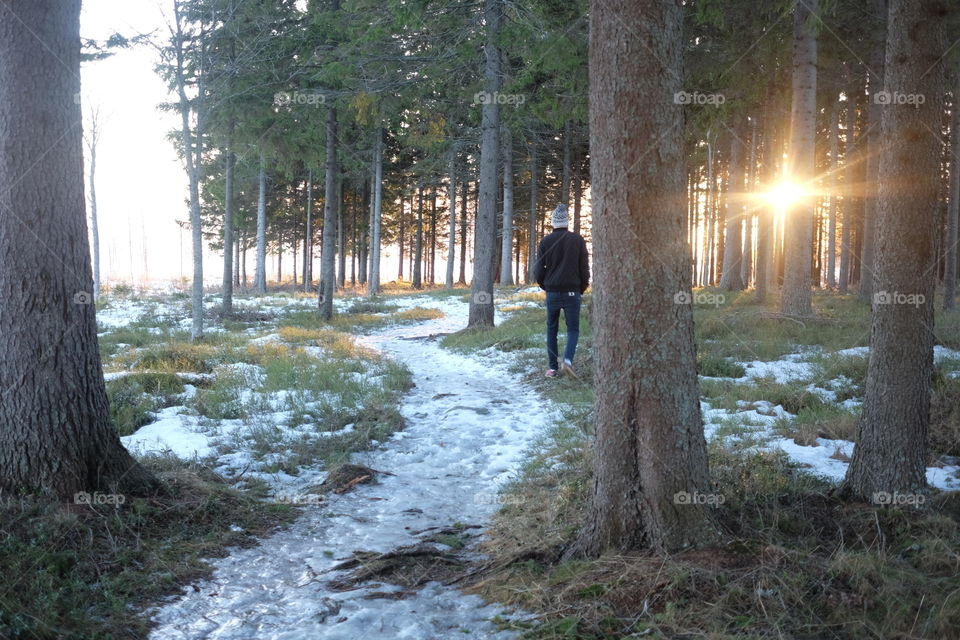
[762,181,809,207]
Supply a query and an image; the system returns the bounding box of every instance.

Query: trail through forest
[150,303,544,639]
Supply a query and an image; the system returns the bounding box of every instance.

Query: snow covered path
[149,303,547,639]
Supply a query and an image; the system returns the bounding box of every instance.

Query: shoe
[545,369,557,378]
[560,359,578,379]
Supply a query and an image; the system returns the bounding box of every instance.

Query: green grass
[105,373,187,436]
[0,458,297,640]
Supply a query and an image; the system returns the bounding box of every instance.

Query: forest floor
[4,284,960,639]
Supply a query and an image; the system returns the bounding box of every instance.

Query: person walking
[533,204,590,378]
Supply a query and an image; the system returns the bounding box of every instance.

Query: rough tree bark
[858,0,888,302]
[0,0,158,499]
[780,0,817,316]
[841,0,947,500]
[569,0,716,556]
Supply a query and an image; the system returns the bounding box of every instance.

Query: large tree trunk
[445,145,457,288]
[841,0,946,500]
[254,150,267,294]
[858,0,888,302]
[468,0,501,327]
[222,128,235,311]
[369,128,383,296]
[780,0,818,316]
[827,101,840,289]
[304,168,313,292]
[719,130,745,291]
[570,0,715,556]
[0,0,157,499]
[318,105,338,318]
[500,125,514,285]
[944,81,959,311]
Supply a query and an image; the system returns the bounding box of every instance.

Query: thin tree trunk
[429,187,437,286]
[827,101,840,289]
[222,128,234,311]
[842,0,946,500]
[741,117,757,287]
[458,177,468,284]
[254,150,267,294]
[527,142,538,283]
[369,128,383,295]
[318,105,338,319]
[560,119,572,207]
[337,180,346,289]
[86,109,101,301]
[571,0,715,556]
[445,145,457,288]
[840,93,856,294]
[720,129,745,291]
[944,81,959,311]
[304,169,313,292]
[413,184,423,289]
[573,151,583,235]
[500,125,514,285]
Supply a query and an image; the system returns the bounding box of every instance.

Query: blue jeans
[546,291,581,370]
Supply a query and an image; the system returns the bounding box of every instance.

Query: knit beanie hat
[551,204,569,228]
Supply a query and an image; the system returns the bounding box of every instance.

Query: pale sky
[80,0,204,283]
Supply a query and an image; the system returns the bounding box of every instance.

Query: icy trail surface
[150,303,547,639]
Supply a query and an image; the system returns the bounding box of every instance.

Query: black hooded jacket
[533,228,590,293]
